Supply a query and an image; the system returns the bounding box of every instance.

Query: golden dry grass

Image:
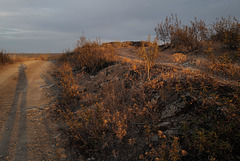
[1,52,63,68]
[51,38,239,160]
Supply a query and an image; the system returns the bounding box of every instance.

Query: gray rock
[150,135,159,142]
[164,128,179,137]
[161,99,185,119]
[87,157,95,161]
[158,122,171,131]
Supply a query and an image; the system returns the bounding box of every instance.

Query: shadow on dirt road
[0,64,28,160]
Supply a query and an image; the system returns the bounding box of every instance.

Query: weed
[137,36,158,80]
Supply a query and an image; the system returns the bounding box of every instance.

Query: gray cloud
[0,0,239,53]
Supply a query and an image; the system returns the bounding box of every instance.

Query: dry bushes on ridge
[53,50,240,160]
[51,16,240,160]
[60,36,115,74]
[155,14,239,53]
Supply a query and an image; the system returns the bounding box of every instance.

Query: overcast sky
[0,0,239,53]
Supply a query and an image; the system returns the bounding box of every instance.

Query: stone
[164,128,179,137]
[150,135,159,142]
[87,157,96,161]
[161,99,185,119]
[158,122,171,131]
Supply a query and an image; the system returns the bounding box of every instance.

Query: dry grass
[0,51,62,68]
[10,53,63,61]
[51,37,240,160]
[59,39,115,75]
[172,53,187,63]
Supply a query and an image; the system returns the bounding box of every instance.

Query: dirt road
[0,60,58,161]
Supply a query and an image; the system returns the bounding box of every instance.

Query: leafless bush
[155,14,208,52]
[0,50,12,65]
[155,15,175,46]
[211,16,240,50]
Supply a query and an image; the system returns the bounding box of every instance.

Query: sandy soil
[0,60,59,161]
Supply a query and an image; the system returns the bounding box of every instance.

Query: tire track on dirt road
[0,60,59,161]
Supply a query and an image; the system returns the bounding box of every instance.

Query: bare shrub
[155,14,208,52]
[211,16,240,50]
[155,15,175,46]
[0,50,12,65]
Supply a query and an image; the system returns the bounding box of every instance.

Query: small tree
[137,36,158,80]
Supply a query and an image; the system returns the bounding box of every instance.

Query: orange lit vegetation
[137,35,158,80]
[51,15,240,161]
[0,49,62,67]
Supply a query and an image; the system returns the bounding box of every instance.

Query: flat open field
[9,53,63,61]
